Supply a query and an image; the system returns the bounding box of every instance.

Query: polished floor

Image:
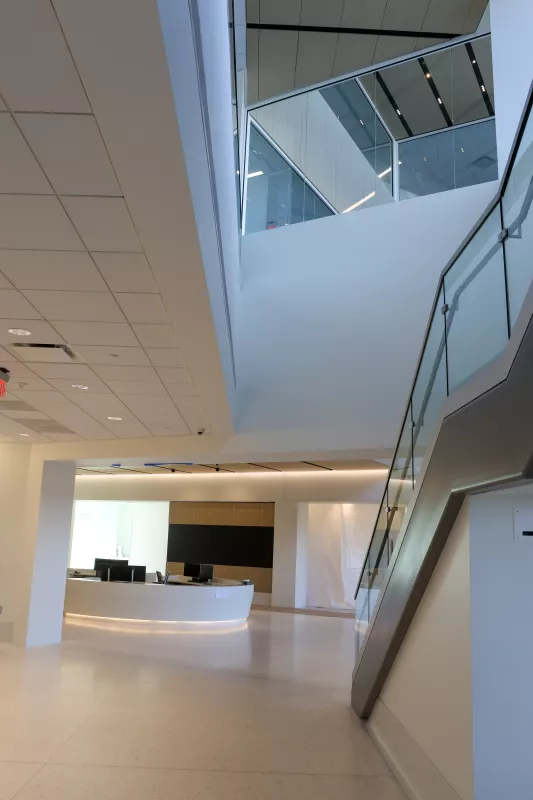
[0,611,403,799]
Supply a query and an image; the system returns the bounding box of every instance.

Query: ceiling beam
[244,23,458,40]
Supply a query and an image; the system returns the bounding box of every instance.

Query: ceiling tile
[0,361,38,378]
[422,0,473,33]
[0,289,42,319]
[156,367,193,384]
[0,0,90,112]
[145,347,186,368]
[246,30,259,104]
[43,407,117,439]
[25,290,125,323]
[63,392,130,412]
[0,409,50,420]
[132,406,185,425]
[0,250,107,292]
[372,36,418,64]
[173,396,209,431]
[341,0,388,28]
[332,34,378,77]
[0,272,12,288]
[300,0,343,26]
[462,0,488,33]
[105,380,169,396]
[16,113,121,196]
[118,393,176,410]
[166,383,200,398]
[132,324,181,348]
[73,345,150,366]
[258,0,302,24]
[114,293,169,324]
[382,0,430,30]
[0,113,52,193]
[0,413,50,440]
[92,253,157,293]
[258,30,298,99]
[62,197,142,252]
[246,0,259,24]
[294,32,338,90]
[3,375,52,391]
[0,195,83,250]
[145,422,190,437]
[0,320,65,345]
[47,378,112,394]
[100,417,151,439]
[10,389,73,407]
[0,345,16,361]
[26,363,97,380]
[92,364,159,382]
[51,321,138,346]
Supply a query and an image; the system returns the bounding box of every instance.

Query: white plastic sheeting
[306,502,378,609]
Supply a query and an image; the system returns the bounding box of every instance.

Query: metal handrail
[353,79,533,635]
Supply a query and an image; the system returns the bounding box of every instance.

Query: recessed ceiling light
[107,416,122,421]
[8,328,31,336]
[109,353,119,359]
[72,384,89,390]
[19,433,30,437]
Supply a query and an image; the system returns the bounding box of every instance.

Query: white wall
[0,444,31,641]
[306,503,378,609]
[491,0,533,166]
[253,91,393,212]
[71,501,170,573]
[369,500,473,800]
[469,486,533,800]
[238,181,498,451]
[75,470,387,504]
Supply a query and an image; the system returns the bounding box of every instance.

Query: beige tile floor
[0,610,404,799]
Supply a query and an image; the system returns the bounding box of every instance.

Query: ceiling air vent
[9,343,77,363]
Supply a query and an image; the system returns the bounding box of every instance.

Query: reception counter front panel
[64,578,254,623]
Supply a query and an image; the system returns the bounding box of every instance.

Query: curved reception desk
[64,578,254,624]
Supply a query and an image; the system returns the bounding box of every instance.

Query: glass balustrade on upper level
[354,84,533,659]
[243,33,497,234]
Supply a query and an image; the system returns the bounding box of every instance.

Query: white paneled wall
[253,91,393,212]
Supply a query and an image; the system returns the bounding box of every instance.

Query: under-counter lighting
[342,191,376,213]
[377,166,392,178]
[8,328,31,336]
[247,170,264,178]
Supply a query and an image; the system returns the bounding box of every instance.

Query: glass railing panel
[412,287,447,481]
[388,408,415,513]
[398,119,497,200]
[454,119,498,188]
[355,500,389,655]
[444,205,507,393]
[244,124,333,233]
[502,108,533,328]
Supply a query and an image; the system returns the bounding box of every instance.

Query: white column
[272,502,308,608]
[25,461,76,647]
[0,448,76,647]
[491,0,533,165]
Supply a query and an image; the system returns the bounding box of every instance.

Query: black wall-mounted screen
[167,524,274,568]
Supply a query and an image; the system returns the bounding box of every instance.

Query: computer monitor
[183,563,213,583]
[109,565,146,583]
[94,558,128,581]
[94,558,128,570]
